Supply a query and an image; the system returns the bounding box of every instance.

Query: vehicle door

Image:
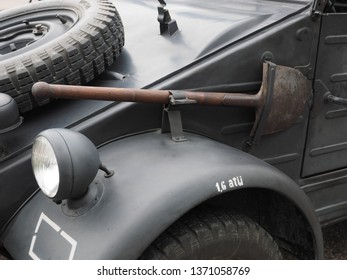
[303,3,347,177]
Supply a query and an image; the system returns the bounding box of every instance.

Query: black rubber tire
[0,0,124,113]
[140,207,283,260]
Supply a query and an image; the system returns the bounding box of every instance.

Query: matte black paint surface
[0,0,339,259]
[2,131,323,259]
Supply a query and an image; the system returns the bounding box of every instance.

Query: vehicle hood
[95,0,312,88]
[0,0,312,160]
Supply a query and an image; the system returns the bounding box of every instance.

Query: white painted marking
[61,231,78,260]
[29,212,78,260]
[28,236,40,260]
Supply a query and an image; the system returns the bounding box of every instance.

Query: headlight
[31,128,101,201]
[0,93,23,134]
[32,136,60,197]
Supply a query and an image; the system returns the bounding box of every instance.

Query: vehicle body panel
[2,131,323,259]
[2,0,347,259]
[97,0,311,88]
[301,11,347,225]
[303,13,347,177]
[0,0,317,230]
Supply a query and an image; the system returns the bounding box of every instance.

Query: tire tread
[0,0,124,113]
[140,207,282,260]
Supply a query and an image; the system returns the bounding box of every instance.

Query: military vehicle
[1,0,346,259]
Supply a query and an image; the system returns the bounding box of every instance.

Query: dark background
[323,220,347,259]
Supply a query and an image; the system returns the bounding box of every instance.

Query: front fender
[2,131,323,259]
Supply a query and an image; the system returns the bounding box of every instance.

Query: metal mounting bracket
[161,91,197,142]
[157,0,178,36]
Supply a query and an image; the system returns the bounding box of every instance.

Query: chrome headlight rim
[31,129,74,201]
[31,135,60,198]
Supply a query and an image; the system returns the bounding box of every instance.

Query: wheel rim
[0,8,78,60]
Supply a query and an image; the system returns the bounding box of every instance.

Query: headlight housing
[31,128,101,201]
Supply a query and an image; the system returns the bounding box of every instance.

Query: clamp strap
[161,91,196,142]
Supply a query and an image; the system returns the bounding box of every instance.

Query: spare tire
[0,0,124,113]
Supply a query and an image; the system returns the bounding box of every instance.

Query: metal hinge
[311,0,328,17]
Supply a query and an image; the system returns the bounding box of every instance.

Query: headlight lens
[31,136,60,198]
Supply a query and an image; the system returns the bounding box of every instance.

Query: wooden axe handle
[32,82,261,107]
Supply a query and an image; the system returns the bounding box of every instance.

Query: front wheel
[140,207,282,260]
